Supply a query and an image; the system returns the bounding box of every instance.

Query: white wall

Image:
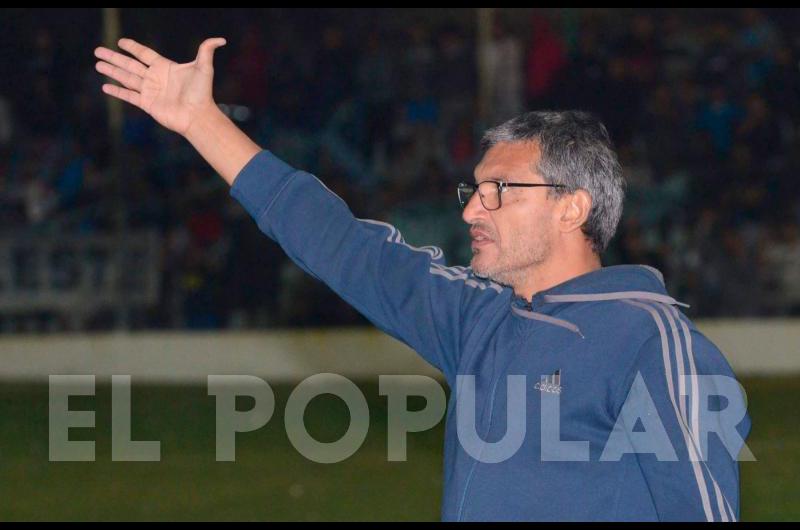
[0,320,798,383]
[0,328,440,383]
[695,319,800,376]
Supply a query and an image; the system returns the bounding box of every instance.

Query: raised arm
[94,37,508,383]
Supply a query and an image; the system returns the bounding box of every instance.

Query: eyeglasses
[457,180,567,210]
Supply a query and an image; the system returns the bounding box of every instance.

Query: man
[94,37,751,522]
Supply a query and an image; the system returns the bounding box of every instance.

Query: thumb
[196,37,227,73]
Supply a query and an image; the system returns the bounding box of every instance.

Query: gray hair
[480,110,625,254]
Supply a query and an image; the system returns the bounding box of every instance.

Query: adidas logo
[534,370,562,395]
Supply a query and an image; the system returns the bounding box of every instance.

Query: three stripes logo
[534,370,562,395]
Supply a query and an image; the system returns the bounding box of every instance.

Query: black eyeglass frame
[457,180,568,210]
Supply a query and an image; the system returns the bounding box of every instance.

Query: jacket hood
[510,265,688,338]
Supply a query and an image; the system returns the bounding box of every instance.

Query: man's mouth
[470,229,494,249]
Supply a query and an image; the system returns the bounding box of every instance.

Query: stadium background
[0,8,798,521]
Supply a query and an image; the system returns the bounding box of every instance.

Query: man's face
[462,141,559,288]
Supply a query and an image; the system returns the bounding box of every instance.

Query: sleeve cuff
[229,150,299,220]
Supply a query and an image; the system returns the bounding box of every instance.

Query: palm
[95,38,225,135]
[141,59,213,134]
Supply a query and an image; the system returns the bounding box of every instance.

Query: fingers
[94,46,148,78]
[117,38,163,66]
[95,61,143,92]
[101,83,142,110]
[195,37,226,73]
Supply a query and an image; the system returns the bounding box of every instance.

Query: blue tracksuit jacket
[230,150,751,522]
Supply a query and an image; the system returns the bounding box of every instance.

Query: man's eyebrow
[475,175,508,184]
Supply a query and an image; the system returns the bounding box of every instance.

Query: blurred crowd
[1,8,799,332]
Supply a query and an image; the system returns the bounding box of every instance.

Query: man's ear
[558,189,592,234]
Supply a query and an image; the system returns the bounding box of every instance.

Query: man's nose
[462,191,487,225]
